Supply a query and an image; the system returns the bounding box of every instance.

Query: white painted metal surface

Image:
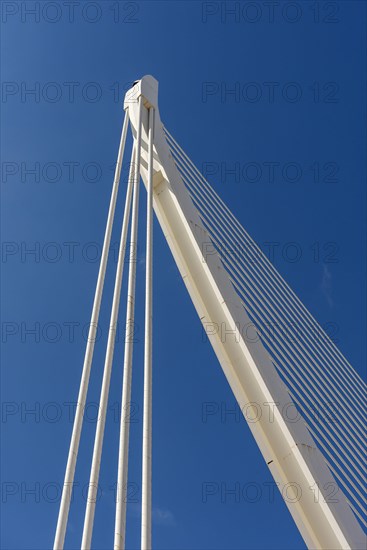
[53,109,130,550]
[141,106,154,550]
[124,76,365,550]
[53,75,365,550]
[114,97,144,549]
[81,120,136,549]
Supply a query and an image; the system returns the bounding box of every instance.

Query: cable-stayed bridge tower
[53,76,366,550]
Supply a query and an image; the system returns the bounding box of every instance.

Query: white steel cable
[329,468,367,527]
[168,135,367,405]
[170,146,367,528]
[201,210,367,460]
[170,142,364,408]
[202,214,367,455]
[211,228,367,521]
[288,380,366,513]
[270,354,366,491]
[165,133,367,520]
[240,311,367,485]
[192,192,367,443]
[176,159,367,440]
[172,147,367,422]
[114,97,143,550]
[164,128,364,386]
[165,129,367,397]
[262,344,367,494]
[141,107,154,550]
[170,142,367,406]
[230,275,367,476]
[269,360,366,520]
[81,142,136,549]
[260,376,367,526]
[53,109,130,550]
[307,428,367,509]
[345,502,367,530]
[188,194,365,456]
[212,223,367,513]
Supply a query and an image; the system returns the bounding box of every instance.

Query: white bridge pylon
[53,76,366,550]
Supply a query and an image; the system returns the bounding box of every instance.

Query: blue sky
[1,1,366,549]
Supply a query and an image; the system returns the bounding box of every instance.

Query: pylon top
[124,75,159,111]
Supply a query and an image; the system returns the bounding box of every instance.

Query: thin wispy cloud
[129,503,176,527]
[152,507,176,527]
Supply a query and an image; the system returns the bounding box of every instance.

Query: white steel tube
[123,77,365,550]
[54,109,129,550]
[141,108,154,550]
[81,143,136,549]
[114,96,143,550]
